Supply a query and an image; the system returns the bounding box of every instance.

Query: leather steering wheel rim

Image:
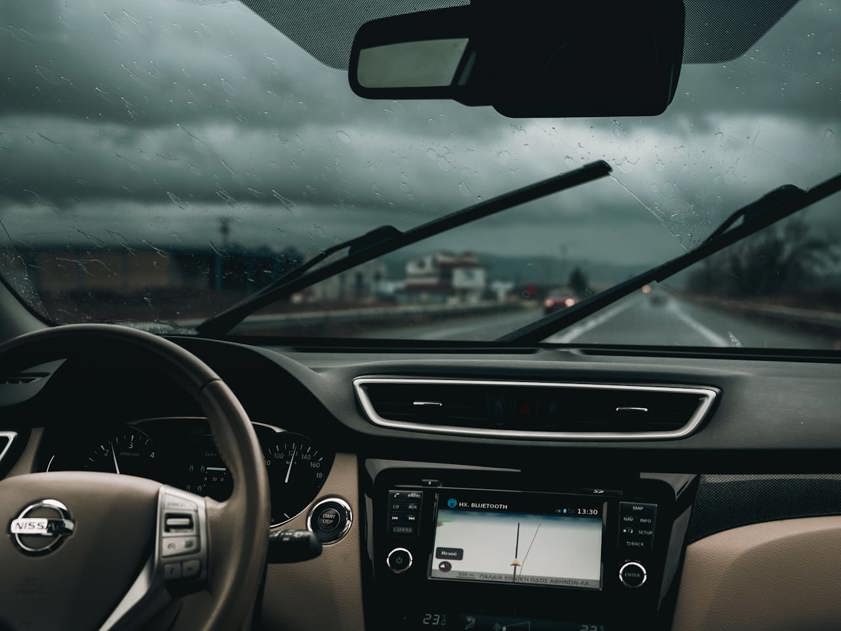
[0,324,270,630]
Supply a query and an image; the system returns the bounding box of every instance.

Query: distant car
[642,284,667,305]
[544,291,578,314]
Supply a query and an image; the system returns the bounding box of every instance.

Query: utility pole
[213,217,231,291]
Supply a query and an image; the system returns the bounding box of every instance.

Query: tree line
[685,218,840,305]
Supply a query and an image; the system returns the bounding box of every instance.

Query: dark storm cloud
[1,0,343,129]
[677,0,841,122]
[0,0,839,266]
[0,0,497,136]
[2,108,836,264]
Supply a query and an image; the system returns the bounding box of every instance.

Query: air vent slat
[354,378,717,440]
[0,373,45,386]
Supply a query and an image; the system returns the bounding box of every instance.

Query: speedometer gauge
[264,432,332,524]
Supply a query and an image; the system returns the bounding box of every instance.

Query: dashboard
[44,418,334,527]
[3,336,841,630]
[364,464,684,630]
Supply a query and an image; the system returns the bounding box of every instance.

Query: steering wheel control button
[164,514,195,532]
[619,561,648,588]
[161,535,198,557]
[163,563,182,580]
[307,497,353,544]
[181,559,201,579]
[386,547,413,574]
[164,496,199,512]
[156,487,208,586]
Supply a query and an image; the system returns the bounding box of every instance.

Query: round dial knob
[386,547,413,574]
[619,561,647,588]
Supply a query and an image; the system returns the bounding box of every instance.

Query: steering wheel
[0,325,270,630]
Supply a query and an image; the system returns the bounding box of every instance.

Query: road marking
[545,299,637,343]
[667,301,729,346]
[418,321,484,340]
[418,310,538,340]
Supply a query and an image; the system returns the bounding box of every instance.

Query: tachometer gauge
[86,426,157,477]
[264,432,332,525]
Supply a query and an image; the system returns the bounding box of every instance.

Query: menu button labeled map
[436,547,464,560]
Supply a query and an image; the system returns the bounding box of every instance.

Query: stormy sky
[1,0,840,273]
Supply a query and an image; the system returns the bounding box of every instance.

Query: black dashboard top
[5,335,841,473]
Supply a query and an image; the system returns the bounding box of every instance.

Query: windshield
[2,0,840,348]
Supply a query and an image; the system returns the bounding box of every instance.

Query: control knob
[619,561,647,588]
[386,547,413,574]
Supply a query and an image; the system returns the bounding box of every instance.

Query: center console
[362,463,696,630]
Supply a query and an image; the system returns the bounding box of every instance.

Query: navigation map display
[429,491,604,589]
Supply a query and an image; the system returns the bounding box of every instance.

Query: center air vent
[354,378,718,440]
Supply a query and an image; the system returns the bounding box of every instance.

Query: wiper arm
[254,225,403,293]
[197,160,612,336]
[501,169,841,345]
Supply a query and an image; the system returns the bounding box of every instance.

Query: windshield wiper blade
[500,169,841,345]
[218,224,403,308]
[197,160,612,336]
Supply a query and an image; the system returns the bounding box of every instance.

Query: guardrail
[682,294,841,335]
[181,301,528,336]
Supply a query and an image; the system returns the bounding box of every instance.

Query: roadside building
[402,251,487,303]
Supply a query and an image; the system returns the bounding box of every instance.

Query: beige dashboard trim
[261,452,365,631]
[673,516,841,631]
[6,427,42,477]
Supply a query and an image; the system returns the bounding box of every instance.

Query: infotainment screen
[429,491,605,589]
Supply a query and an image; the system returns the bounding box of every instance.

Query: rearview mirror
[349,1,685,117]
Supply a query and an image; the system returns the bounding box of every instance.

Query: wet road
[365,293,841,348]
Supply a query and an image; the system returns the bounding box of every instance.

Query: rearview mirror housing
[349,1,685,117]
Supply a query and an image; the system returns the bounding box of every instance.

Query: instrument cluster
[46,418,333,526]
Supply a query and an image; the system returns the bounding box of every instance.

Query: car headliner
[240,0,800,68]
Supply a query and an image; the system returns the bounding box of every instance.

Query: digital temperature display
[420,612,448,626]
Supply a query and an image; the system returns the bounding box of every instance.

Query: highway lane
[357,306,545,340]
[365,293,841,348]
[547,294,841,348]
